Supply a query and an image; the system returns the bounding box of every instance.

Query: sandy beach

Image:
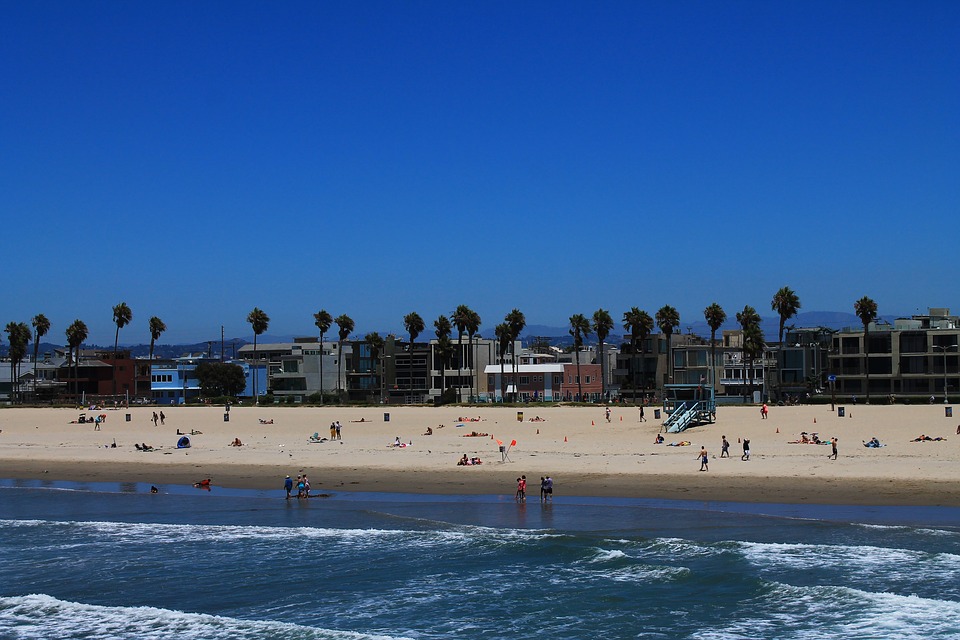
[2,403,959,506]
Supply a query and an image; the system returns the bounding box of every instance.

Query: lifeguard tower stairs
[661,383,716,433]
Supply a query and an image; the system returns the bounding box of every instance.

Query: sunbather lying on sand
[912,434,947,442]
[462,431,489,437]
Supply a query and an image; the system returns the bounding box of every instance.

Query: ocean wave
[697,580,960,640]
[0,594,413,640]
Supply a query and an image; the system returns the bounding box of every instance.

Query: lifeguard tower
[661,383,716,433]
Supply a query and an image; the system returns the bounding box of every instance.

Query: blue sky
[3,1,958,345]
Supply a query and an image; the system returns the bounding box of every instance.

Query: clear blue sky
[3,1,958,345]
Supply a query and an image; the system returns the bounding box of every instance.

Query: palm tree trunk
[576,350,583,401]
[319,333,324,405]
[253,336,258,405]
[113,327,119,400]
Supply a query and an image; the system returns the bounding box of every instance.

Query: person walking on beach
[335,421,342,440]
[829,437,838,460]
[159,411,166,425]
[544,476,553,500]
[698,446,709,471]
[761,404,768,419]
[639,405,646,422]
[284,475,293,499]
[152,412,158,427]
[721,435,730,458]
[605,407,611,423]
[741,439,751,461]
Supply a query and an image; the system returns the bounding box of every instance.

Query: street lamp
[933,344,958,404]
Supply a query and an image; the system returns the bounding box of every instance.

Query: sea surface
[2,479,960,639]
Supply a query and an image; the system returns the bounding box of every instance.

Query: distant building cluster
[2,308,958,405]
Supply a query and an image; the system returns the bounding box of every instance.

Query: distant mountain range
[0,312,904,358]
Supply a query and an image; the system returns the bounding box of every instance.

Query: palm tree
[569,313,591,401]
[736,305,762,400]
[655,305,681,387]
[434,315,452,399]
[313,310,333,404]
[31,313,50,399]
[403,312,425,397]
[246,307,270,405]
[592,308,614,400]
[703,303,726,390]
[111,302,133,400]
[335,314,354,397]
[146,316,166,401]
[451,305,471,402]
[65,319,88,402]
[5,322,30,403]
[622,308,642,396]
[365,332,385,400]
[854,296,879,404]
[495,322,511,402]
[466,309,482,402]
[505,309,526,402]
[771,286,801,401]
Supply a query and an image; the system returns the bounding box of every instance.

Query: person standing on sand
[698,446,709,471]
[721,435,730,458]
[829,437,838,460]
[639,405,646,422]
[284,475,293,499]
[159,411,165,425]
[152,412,158,427]
[741,439,751,461]
[605,407,611,423]
[335,421,342,440]
[761,404,768,419]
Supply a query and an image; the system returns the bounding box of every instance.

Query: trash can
[125,413,131,422]
[654,409,661,420]
[384,412,390,422]
[837,407,845,417]
[224,413,230,422]
[947,407,953,418]
[517,411,523,422]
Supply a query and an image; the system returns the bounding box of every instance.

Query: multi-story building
[238,339,350,401]
[150,356,267,404]
[827,308,960,402]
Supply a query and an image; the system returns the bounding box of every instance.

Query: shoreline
[3,404,960,507]
[5,457,960,507]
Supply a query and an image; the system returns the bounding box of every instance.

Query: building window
[520,376,529,384]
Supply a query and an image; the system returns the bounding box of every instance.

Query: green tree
[569,313,591,401]
[736,305,762,400]
[451,305,471,402]
[5,322,31,403]
[31,313,51,399]
[592,308,614,399]
[434,315,453,400]
[505,309,526,402]
[495,322,511,401]
[335,314,354,396]
[365,332,385,400]
[465,309,482,401]
[195,362,246,397]
[854,296,879,404]
[313,310,333,403]
[111,302,133,399]
[146,316,166,399]
[246,307,270,404]
[655,305,680,387]
[771,286,801,400]
[703,303,727,389]
[65,319,88,401]
[403,312,425,395]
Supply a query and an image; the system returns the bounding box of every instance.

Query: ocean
[2,480,960,639]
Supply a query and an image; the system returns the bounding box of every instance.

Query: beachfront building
[767,328,833,402]
[237,339,349,402]
[426,336,500,403]
[150,356,267,404]
[484,362,564,402]
[827,308,960,402]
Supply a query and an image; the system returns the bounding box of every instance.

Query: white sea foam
[588,548,628,562]
[0,593,414,640]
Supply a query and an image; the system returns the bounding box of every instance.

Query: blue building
[150,357,267,405]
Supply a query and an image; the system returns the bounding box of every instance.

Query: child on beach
[516,476,526,502]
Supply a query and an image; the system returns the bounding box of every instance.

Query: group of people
[458,454,483,465]
[283,474,311,498]
[151,411,166,426]
[515,475,553,502]
[696,436,751,470]
[328,421,343,440]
